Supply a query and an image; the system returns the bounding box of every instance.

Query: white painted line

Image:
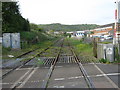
[106,73,120,76]
[93,63,119,88]
[16,68,32,70]
[22,80,42,83]
[53,85,65,88]
[53,73,119,82]
[68,77,75,79]
[96,73,120,77]
[59,86,64,88]
[10,66,34,88]
[1,82,13,85]
[68,76,83,79]
[75,76,84,78]
[96,74,104,77]
[54,78,65,81]
[18,67,38,88]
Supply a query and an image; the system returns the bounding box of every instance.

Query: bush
[114,47,119,61]
[99,58,109,63]
[20,31,49,44]
[2,47,11,54]
[20,31,36,41]
[76,43,93,55]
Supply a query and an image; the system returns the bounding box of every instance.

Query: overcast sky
[17,0,116,25]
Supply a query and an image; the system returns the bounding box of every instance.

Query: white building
[74,31,85,38]
[67,31,85,38]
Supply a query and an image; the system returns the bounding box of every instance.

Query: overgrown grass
[2,29,59,58]
[69,38,93,56]
[99,58,110,63]
[111,60,120,64]
[20,30,57,43]
[20,31,48,42]
[99,41,112,44]
[76,44,93,55]
[114,47,120,61]
[2,47,11,55]
[36,58,44,66]
[2,37,59,59]
[68,38,99,62]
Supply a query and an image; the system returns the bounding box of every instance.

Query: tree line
[2,2,30,33]
[2,2,99,33]
[38,23,99,32]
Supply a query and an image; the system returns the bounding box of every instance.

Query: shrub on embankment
[20,30,58,49]
[2,31,58,59]
[21,31,48,44]
[69,38,98,62]
[69,38,93,56]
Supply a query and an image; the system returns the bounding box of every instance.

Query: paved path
[48,63,88,88]
[2,63,119,88]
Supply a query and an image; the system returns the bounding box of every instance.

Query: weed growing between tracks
[99,58,120,64]
[68,38,93,55]
[2,39,57,60]
[99,58,110,63]
[39,47,60,57]
[68,38,99,63]
[36,58,44,66]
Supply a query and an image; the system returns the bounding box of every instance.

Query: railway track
[2,38,119,89]
[2,38,60,66]
[1,38,62,79]
[16,38,61,58]
[41,39,95,89]
[3,39,64,89]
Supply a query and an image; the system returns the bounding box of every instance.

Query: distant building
[74,31,85,38]
[90,23,114,37]
[54,31,60,35]
[67,31,85,38]
[90,23,120,43]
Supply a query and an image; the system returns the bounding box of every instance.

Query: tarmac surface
[48,63,88,88]
[2,63,119,88]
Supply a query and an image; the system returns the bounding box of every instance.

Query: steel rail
[41,39,64,89]
[8,39,64,90]
[16,38,61,58]
[10,66,36,90]
[1,56,35,79]
[1,38,63,79]
[67,39,95,89]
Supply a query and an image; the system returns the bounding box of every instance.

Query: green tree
[2,2,30,33]
[30,23,38,30]
[90,31,94,34]
[49,30,54,34]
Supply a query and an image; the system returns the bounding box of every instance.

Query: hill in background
[38,23,99,32]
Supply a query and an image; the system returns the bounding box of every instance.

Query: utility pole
[117,0,120,59]
[0,1,1,34]
[113,0,118,45]
[114,0,120,60]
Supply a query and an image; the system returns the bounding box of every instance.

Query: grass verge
[68,38,98,62]
[2,38,58,59]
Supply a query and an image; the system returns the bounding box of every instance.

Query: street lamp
[113,0,118,45]
[114,0,120,60]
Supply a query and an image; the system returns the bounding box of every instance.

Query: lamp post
[114,0,120,60]
[113,0,119,45]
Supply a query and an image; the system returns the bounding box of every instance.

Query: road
[2,62,119,89]
[1,38,119,89]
